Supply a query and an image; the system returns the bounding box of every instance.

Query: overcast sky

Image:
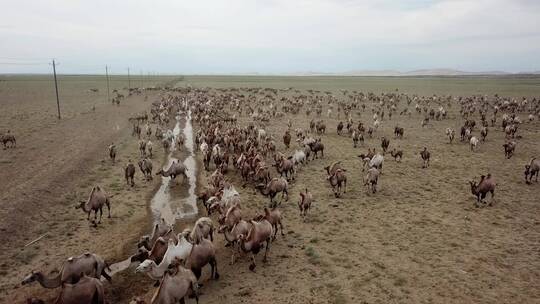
[1,0,539,74]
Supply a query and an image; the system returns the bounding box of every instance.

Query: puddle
[150,110,198,226]
[107,257,133,278]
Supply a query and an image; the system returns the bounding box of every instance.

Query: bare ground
[1,77,539,304]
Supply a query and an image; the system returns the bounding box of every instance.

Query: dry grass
[1,75,539,303]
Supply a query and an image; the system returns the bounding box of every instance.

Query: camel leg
[211,257,219,279]
[263,239,271,263]
[230,246,236,265]
[249,253,257,271]
[98,207,103,223]
[106,200,111,218]
[279,220,285,236]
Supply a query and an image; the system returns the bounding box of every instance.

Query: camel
[1,133,16,149]
[132,236,172,265]
[156,160,188,181]
[135,236,193,280]
[137,218,175,250]
[328,169,347,197]
[324,161,342,176]
[22,252,111,289]
[420,147,430,168]
[150,264,198,304]
[181,217,214,244]
[108,143,116,164]
[184,238,220,281]
[75,186,111,225]
[138,158,153,180]
[125,160,136,186]
[53,274,105,304]
[298,189,313,220]
[255,177,289,207]
[147,140,153,158]
[469,174,496,207]
[139,140,147,157]
[238,219,274,271]
[283,130,291,148]
[525,158,540,184]
[218,219,251,265]
[254,207,284,240]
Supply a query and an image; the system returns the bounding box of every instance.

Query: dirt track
[1,76,540,303]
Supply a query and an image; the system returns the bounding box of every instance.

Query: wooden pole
[52,59,61,119]
[127,67,131,90]
[105,65,110,103]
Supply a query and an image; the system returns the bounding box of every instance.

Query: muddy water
[109,110,199,278]
[151,110,198,226]
[107,257,133,278]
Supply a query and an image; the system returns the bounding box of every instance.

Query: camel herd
[19,85,539,303]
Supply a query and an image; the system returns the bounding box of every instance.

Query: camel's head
[525,164,531,176]
[130,247,149,263]
[469,180,477,192]
[21,271,39,285]
[75,200,85,210]
[155,169,163,176]
[180,228,191,240]
[218,224,229,233]
[137,235,151,250]
[135,259,154,273]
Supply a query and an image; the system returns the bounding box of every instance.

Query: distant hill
[338,69,512,76]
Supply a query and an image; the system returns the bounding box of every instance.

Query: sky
[0,0,539,74]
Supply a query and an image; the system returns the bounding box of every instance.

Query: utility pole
[52,59,61,119]
[105,65,111,103]
[140,70,143,88]
[127,67,131,90]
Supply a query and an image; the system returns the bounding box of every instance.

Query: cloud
[0,0,539,73]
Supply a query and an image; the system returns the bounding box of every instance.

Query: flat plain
[1,75,539,303]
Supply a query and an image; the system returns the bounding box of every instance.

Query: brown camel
[22,252,111,289]
[53,274,105,304]
[75,186,111,225]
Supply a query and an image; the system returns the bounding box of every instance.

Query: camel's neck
[223,227,236,242]
[36,272,61,289]
[153,261,168,279]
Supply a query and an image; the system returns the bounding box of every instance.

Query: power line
[0,62,48,65]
